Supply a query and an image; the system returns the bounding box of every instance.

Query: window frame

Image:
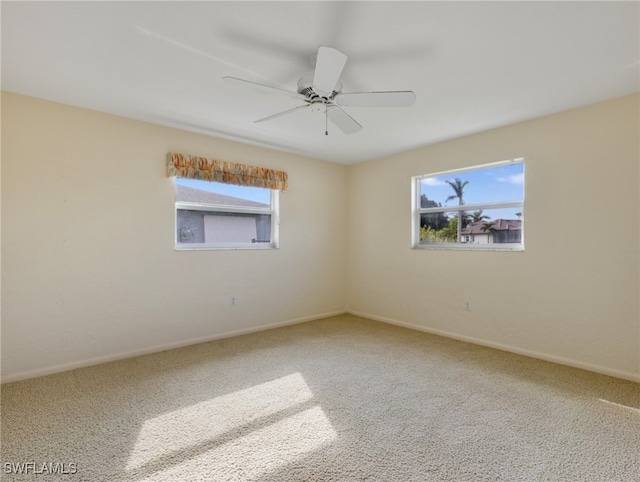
[411,159,524,251]
[174,185,280,251]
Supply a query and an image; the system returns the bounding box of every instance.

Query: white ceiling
[2,1,638,165]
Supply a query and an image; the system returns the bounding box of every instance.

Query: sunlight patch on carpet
[142,406,336,480]
[125,372,336,476]
[598,398,640,415]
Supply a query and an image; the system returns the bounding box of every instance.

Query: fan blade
[223,76,306,101]
[326,105,362,134]
[334,91,416,108]
[313,46,348,95]
[254,104,310,124]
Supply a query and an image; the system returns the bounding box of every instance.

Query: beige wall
[1,92,348,381]
[2,92,639,383]
[347,93,640,381]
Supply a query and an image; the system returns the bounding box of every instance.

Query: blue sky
[175,178,271,204]
[420,162,524,220]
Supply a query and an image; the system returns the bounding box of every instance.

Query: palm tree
[471,210,490,223]
[445,178,469,242]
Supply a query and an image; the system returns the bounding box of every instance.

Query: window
[167,152,286,250]
[412,159,524,250]
[175,179,279,249]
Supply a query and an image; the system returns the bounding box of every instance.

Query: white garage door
[204,215,257,244]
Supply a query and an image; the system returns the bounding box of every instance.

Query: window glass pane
[177,210,272,245]
[419,207,523,245]
[174,179,274,247]
[419,162,523,207]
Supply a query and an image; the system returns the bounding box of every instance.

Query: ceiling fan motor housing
[297,73,342,103]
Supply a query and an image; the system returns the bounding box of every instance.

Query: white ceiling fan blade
[313,46,348,96]
[334,91,416,108]
[254,104,310,124]
[326,105,362,134]
[223,76,306,101]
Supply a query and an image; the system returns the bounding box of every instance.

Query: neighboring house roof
[175,185,269,208]
[461,219,522,235]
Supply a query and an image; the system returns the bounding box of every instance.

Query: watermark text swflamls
[3,462,78,475]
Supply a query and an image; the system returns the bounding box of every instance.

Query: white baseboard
[1,310,347,384]
[348,310,640,384]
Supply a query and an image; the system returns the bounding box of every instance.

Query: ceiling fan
[223,46,416,135]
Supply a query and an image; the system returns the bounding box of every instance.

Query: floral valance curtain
[166,152,288,191]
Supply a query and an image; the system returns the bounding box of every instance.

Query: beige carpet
[1,314,639,481]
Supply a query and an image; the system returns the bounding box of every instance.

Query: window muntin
[175,179,278,249]
[413,160,524,250]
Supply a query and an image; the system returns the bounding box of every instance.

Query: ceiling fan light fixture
[310,99,325,113]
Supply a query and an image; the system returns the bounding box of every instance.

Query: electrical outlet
[230,296,237,307]
[464,300,471,311]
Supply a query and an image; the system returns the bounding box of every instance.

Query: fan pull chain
[325,105,328,136]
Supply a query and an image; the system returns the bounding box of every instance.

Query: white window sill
[412,243,524,252]
[175,244,278,251]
